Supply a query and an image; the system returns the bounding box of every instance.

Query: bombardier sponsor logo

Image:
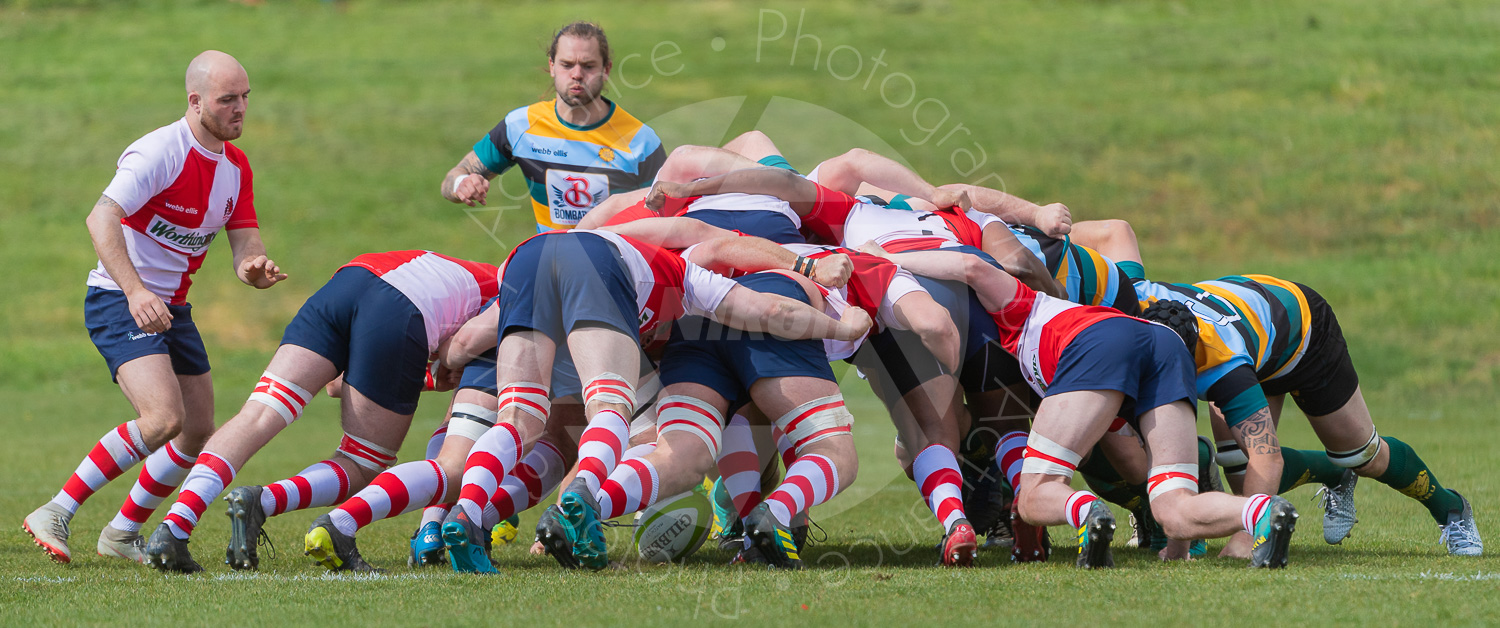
[146,215,217,253]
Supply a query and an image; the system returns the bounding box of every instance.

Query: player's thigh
[497,330,557,390]
[263,343,341,396]
[1136,399,1199,468]
[116,354,186,423]
[1304,385,1377,452]
[339,386,415,471]
[565,325,642,386]
[174,371,215,447]
[1028,389,1124,461]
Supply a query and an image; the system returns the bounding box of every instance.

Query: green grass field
[3,0,1499,625]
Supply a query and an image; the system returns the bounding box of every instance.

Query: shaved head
[184,50,250,145]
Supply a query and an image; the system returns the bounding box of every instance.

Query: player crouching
[865,246,1300,569]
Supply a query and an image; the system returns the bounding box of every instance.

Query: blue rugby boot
[559,478,609,571]
[440,507,495,574]
[744,502,802,570]
[409,521,445,567]
[1248,496,1298,569]
[1075,501,1116,569]
[535,504,580,569]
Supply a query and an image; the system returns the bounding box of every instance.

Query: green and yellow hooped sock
[1277,448,1347,493]
[1372,436,1464,524]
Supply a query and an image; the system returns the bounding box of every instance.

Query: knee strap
[773,395,854,455]
[584,373,637,415]
[447,402,499,443]
[1147,463,1199,502]
[1215,439,1249,474]
[1020,433,1081,479]
[498,383,550,422]
[338,433,398,472]
[249,371,313,425]
[1328,429,1382,469]
[656,395,724,459]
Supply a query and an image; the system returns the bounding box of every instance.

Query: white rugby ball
[632,490,712,563]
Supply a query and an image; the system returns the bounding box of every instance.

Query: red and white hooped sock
[997,431,1029,490]
[1241,494,1272,535]
[425,424,447,459]
[109,440,193,533]
[765,454,840,528]
[454,423,523,524]
[718,413,763,519]
[596,457,660,520]
[330,460,447,537]
[163,452,237,540]
[53,420,151,515]
[574,409,629,494]
[484,440,566,527]
[1064,490,1100,528]
[258,459,352,517]
[913,444,967,532]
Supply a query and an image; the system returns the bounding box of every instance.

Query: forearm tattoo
[1238,408,1280,455]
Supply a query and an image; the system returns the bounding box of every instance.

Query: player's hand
[810,252,852,289]
[127,288,173,333]
[1036,203,1072,237]
[1158,538,1193,562]
[239,255,288,289]
[643,181,688,211]
[928,187,969,210]
[834,306,874,341]
[431,361,460,392]
[855,240,892,260]
[1219,531,1254,559]
[454,174,490,207]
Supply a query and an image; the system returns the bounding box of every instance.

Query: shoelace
[1439,519,1481,548]
[1314,486,1338,513]
[258,529,278,560]
[804,517,828,546]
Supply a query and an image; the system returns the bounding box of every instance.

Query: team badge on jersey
[598,147,615,162]
[222,197,235,221]
[546,169,609,226]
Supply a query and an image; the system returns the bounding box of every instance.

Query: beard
[201,111,243,142]
[556,77,604,108]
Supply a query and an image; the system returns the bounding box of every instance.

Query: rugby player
[141,250,497,573]
[865,245,1302,568]
[24,51,285,565]
[426,229,872,573]
[1136,275,1483,557]
[442,22,665,231]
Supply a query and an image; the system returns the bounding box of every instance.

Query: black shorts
[1259,284,1359,417]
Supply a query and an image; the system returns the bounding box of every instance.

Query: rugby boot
[1248,496,1298,569]
[1075,501,1116,569]
[728,542,769,566]
[143,523,204,574]
[224,485,271,570]
[983,512,1014,550]
[491,515,522,545]
[1316,470,1358,545]
[744,502,803,570]
[304,514,383,573]
[1439,492,1483,556]
[1126,510,1144,549]
[1010,501,1051,563]
[535,504,580,569]
[941,518,978,567]
[96,524,146,564]
[1197,436,1224,494]
[409,521,445,567]
[559,478,610,571]
[440,508,496,574]
[22,502,73,564]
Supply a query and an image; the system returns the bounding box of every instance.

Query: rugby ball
[633,489,713,563]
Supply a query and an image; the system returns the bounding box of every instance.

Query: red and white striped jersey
[89,118,258,305]
[798,182,997,252]
[993,281,1132,396]
[340,251,500,353]
[778,243,926,358]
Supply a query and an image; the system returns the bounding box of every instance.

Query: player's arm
[981,223,1065,299]
[441,151,500,207]
[1208,367,1283,499]
[86,195,173,333]
[439,301,500,371]
[812,148,961,208]
[653,144,761,183]
[226,228,287,289]
[711,285,872,342]
[648,167,822,215]
[941,183,1071,237]
[859,245,1021,313]
[575,189,650,229]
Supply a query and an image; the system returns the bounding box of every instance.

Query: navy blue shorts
[281,267,429,415]
[686,209,806,245]
[660,273,834,413]
[85,287,210,382]
[497,232,640,345]
[1047,316,1198,421]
